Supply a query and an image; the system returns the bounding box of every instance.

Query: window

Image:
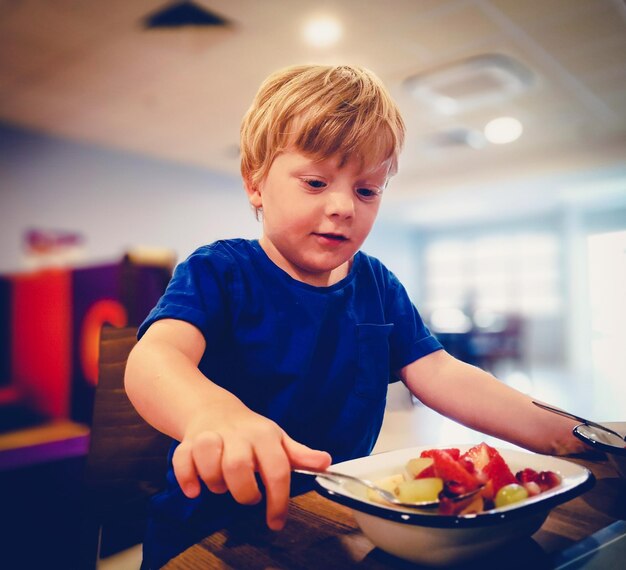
[423,232,561,318]
[586,229,626,419]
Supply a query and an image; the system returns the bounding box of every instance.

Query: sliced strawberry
[421,448,461,461]
[460,458,476,474]
[429,450,481,490]
[460,442,497,471]
[482,451,516,494]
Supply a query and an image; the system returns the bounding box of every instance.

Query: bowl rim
[573,424,626,457]
[312,444,595,528]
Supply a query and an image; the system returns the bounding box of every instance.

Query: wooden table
[165,456,625,569]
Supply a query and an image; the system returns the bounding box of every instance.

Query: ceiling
[1,0,626,218]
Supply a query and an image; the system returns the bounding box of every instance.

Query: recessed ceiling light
[302,16,342,48]
[484,117,523,144]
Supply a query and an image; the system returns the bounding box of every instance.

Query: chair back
[84,325,171,557]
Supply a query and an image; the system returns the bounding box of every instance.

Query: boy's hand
[171,408,331,530]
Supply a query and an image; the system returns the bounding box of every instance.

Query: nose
[325,187,355,219]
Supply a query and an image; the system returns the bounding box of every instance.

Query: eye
[355,187,382,201]
[302,178,327,190]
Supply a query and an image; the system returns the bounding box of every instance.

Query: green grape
[395,477,444,503]
[494,483,529,508]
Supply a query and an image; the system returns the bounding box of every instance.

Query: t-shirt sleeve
[384,269,442,374]
[137,246,227,342]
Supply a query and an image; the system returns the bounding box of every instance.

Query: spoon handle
[532,401,625,441]
[294,468,382,493]
[293,468,399,503]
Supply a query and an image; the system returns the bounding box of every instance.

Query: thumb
[282,432,332,470]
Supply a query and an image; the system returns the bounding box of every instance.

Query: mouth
[314,232,348,242]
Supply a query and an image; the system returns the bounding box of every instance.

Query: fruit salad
[369,443,562,515]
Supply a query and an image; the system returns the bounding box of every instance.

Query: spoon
[532,401,626,442]
[293,468,482,509]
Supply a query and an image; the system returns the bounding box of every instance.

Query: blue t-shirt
[138,239,442,565]
[139,238,441,463]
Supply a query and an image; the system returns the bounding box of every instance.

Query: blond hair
[240,64,405,190]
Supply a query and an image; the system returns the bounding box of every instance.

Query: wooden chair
[83,325,171,566]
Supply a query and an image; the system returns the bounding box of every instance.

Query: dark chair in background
[83,325,171,567]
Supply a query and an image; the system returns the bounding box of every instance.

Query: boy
[125,64,585,568]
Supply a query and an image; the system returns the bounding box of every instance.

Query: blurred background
[1,0,625,567]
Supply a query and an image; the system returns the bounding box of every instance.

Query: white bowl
[313,444,594,567]
[574,422,626,480]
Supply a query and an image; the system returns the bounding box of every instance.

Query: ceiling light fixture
[302,16,342,48]
[484,117,523,144]
[143,1,230,28]
[404,54,535,115]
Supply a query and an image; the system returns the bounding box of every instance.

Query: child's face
[245,149,390,287]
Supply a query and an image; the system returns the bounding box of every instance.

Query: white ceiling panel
[0,0,625,203]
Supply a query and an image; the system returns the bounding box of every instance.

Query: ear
[243,176,263,209]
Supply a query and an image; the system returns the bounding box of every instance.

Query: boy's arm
[124,318,331,530]
[399,349,587,455]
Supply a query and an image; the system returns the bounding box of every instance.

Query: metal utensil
[532,400,626,442]
[294,468,482,509]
